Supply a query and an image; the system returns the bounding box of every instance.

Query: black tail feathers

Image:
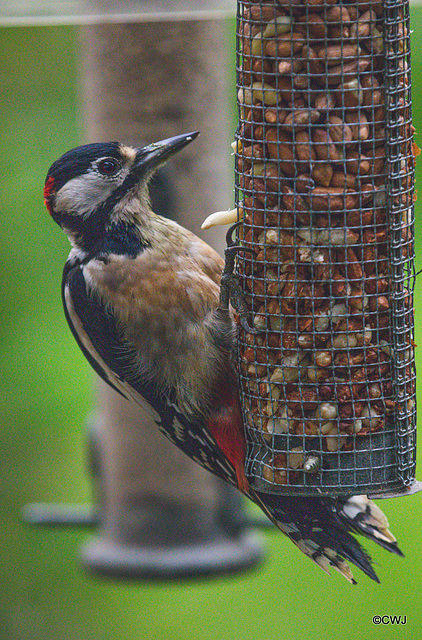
[253,491,402,584]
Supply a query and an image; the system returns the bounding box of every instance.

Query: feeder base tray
[368,479,422,500]
[80,529,265,580]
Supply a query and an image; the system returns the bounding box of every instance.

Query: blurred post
[78,16,264,578]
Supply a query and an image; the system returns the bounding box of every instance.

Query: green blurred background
[1,12,422,640]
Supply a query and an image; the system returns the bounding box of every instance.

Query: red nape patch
[43,175,55,214]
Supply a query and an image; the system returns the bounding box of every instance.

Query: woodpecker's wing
[62,259,238,485]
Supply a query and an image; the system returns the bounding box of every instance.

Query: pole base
[80,529,265,580]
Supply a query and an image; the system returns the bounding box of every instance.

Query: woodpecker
[45,132,402,584]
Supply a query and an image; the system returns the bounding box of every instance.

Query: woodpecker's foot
[220,223,260,334]
[220,268,259,334]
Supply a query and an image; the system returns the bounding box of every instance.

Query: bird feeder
[232,0,420,497]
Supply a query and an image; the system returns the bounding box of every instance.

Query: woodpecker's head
[44,131,199,255]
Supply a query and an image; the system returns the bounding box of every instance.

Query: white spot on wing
[173,417,186,442]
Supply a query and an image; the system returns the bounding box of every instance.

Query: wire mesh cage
[233,0,418,496]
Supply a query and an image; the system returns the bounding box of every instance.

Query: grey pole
[77,17,264,578]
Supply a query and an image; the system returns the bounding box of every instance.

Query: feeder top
[0,0,236,27]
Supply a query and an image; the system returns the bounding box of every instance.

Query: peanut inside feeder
[234,0,417,496]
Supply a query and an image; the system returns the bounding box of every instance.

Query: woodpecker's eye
[97,158,121,176]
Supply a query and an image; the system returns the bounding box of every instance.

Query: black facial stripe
[57,209,149,259]
[54,207,110,254]
[102,220,151,258]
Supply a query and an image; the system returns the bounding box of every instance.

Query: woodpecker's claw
[220,265,259,334]
[219,223,260,334]
[240,311,260,334]
[225,219,244,247]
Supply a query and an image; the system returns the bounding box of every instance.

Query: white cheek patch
[55,169,128,217]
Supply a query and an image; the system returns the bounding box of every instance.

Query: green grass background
[1,15,422,640]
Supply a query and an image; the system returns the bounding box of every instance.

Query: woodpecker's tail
[252,491,402,584]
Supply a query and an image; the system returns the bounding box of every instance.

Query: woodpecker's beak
[135,131,199,175]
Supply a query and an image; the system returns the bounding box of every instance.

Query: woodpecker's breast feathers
[62,242,238,487]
